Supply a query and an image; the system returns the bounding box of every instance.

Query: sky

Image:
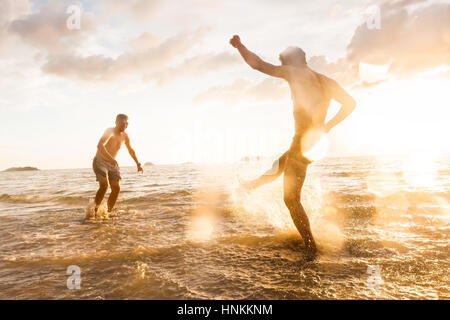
[0,0,449,169]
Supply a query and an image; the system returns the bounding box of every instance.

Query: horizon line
[3,152,449,172]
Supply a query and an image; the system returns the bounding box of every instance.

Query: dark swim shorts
[92,156,121,182]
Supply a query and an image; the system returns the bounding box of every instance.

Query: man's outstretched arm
[230,35,286,79]
[324,78,356,133]
[125,136,143,173]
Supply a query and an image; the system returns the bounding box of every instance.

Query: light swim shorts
[92,156,121,182]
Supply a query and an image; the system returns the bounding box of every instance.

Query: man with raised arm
[92,114,143,214]
[230,35,356,260]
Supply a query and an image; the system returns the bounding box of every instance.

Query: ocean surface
[0,155,449,299]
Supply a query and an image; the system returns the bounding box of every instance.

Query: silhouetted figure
[230,35,356,260]
[93,114,143,213]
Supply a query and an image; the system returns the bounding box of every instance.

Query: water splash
[136,262,149,279]
[85,200,110,220]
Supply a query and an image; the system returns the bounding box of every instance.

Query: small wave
[0,232,302,265]
[328,170,371,177]
[213,232,301,247]
[0,193,88,206]
[326,190,449,207]
[0,189,194,208]
[121,189,193,205]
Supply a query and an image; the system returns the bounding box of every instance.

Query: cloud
[195,0,450,104]
[194,78,289,105]
[0,0,31,48]
[41,27,215,81]
[308,0,450,87]
[4,1,231,85]
[8,1,96,54]
[128,32,163,52]
[151,51,240,85]
[99,0,162,21]
[307,55,359,86]
[347,1,450,73]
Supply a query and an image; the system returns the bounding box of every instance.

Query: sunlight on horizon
[401,152,439,190]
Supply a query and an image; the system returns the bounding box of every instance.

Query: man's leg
[283,155,317,260]
[242,151,289,190]
[94,177,108,212]
[107,180,120,212]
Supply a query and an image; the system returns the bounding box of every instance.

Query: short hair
[280,46,306,66]
[116,114,128,121]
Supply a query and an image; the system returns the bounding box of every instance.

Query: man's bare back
[275,66,334,139]
[230,35,356,260]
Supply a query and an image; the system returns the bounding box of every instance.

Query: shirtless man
[230,35,356,260]
[92,114,143,213]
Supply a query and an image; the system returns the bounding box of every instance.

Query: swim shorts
[92,156,121,182]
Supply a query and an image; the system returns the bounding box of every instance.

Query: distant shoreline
[3,166,39,172]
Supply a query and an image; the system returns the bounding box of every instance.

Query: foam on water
[85,200,126,220]
[85,200,109,220]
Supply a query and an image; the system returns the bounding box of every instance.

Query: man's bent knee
[98,180,108,191]
[110,182,120,193]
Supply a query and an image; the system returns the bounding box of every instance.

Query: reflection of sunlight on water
[305,177,344,252]
[401,152,438,189]
[186,181,221,242]
[187,215,215,242]
[373,193,410,226]
[367,171,400,198]
[369,153,449,251]
[427,196,450,227]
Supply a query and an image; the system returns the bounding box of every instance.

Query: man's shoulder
[101,127,114,137]
[316,72,343,92]
[313,71,333,83]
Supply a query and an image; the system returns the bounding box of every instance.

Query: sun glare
[303,129,329,161]
[187,215,215,241]
[401,152,439,189]
[359,62,390,83]
[352,70,450,157]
